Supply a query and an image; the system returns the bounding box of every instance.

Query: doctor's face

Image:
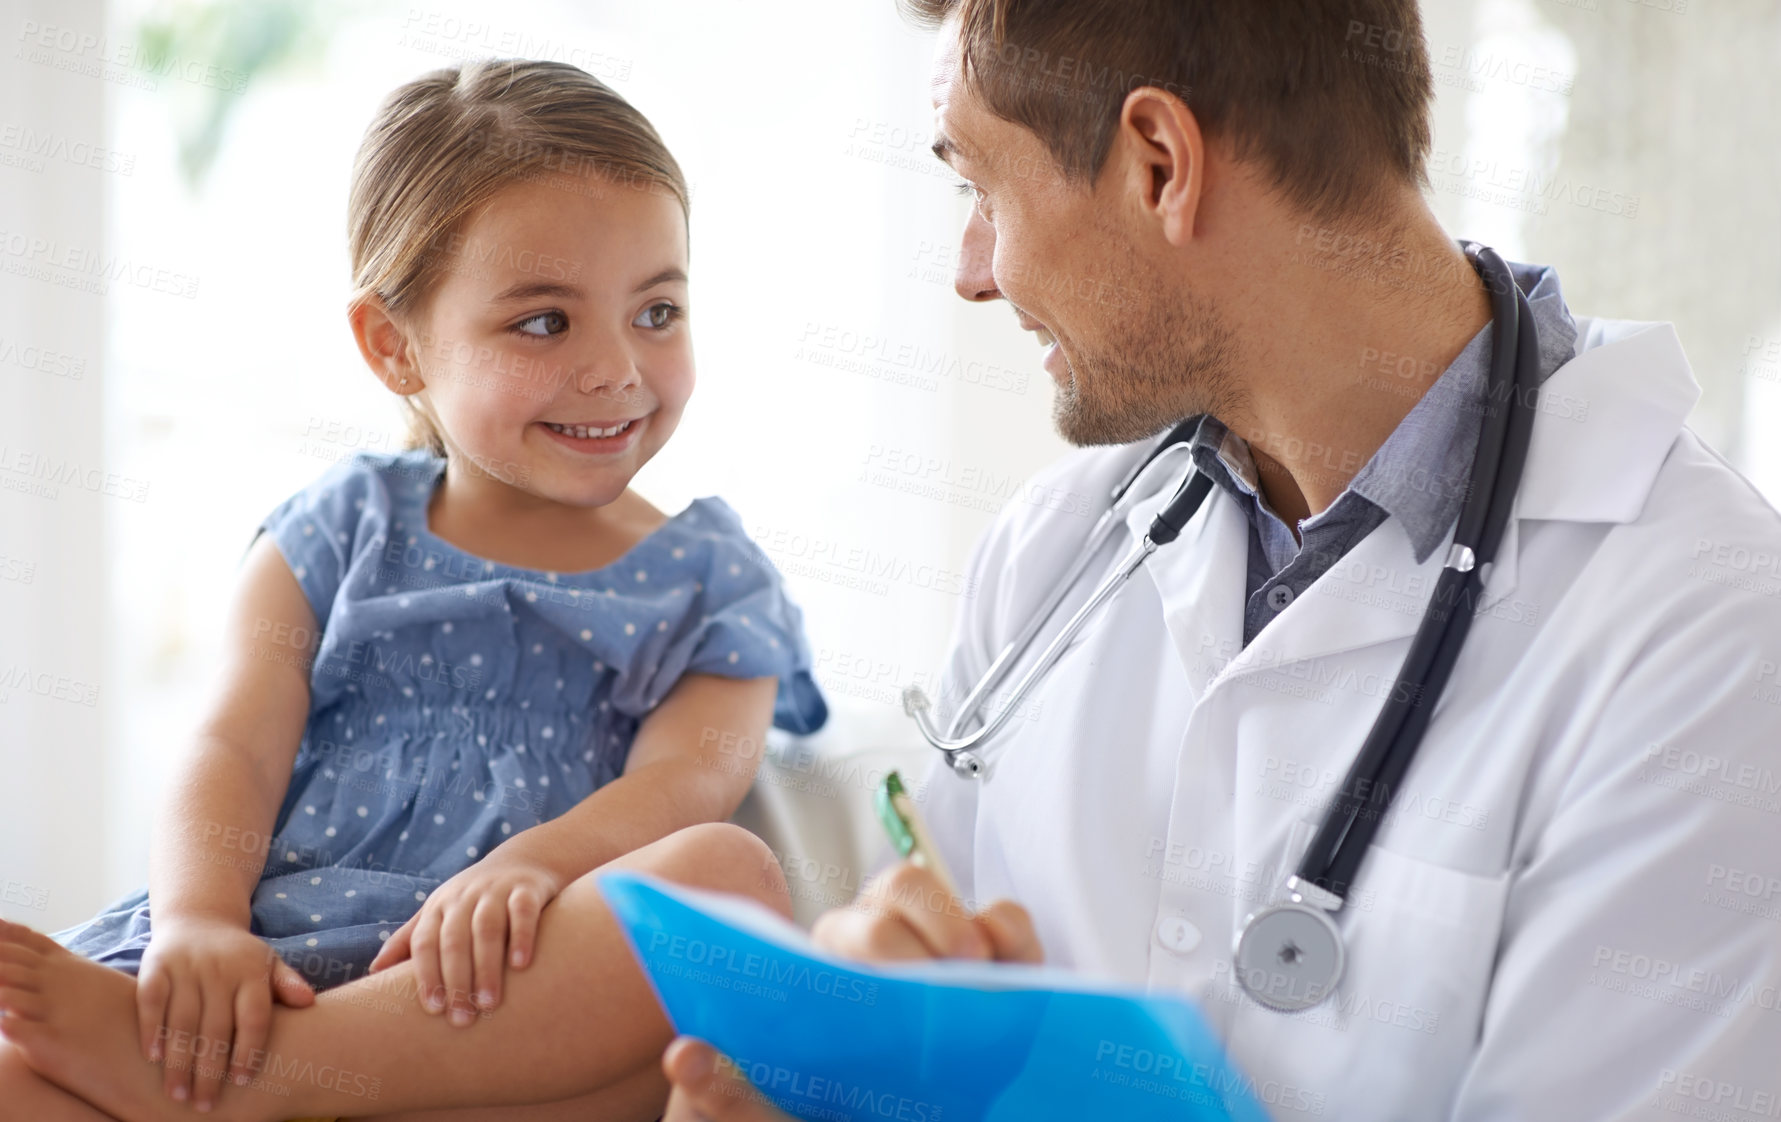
[929,31,1239,445]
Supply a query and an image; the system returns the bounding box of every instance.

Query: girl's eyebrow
[632,266,687,293]
[492,268,685,303]
[495,281,584,302]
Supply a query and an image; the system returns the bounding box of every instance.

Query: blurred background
[3,0,1778,930]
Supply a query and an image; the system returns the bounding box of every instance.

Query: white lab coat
[918,318,1781,1120]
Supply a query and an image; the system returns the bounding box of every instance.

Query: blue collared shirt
[1188,261,1579,646]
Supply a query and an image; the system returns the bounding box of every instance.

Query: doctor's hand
[810,860,1043,964]
[662,1036,797,1122]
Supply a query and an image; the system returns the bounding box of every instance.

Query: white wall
[0,0,110,928]
[4,0,1778,929]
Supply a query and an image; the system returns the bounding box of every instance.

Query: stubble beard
[1051,292,1243,447]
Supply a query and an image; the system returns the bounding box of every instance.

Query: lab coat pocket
[1329,845,1512,1114]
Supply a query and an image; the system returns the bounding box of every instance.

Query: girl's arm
[150,534,317,924]
[500,673,779,883]
[371,673,778,1022]
[140,534,321,1107]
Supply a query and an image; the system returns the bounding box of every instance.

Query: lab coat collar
[1513,318,1699,523]
[1123,317,1699,678]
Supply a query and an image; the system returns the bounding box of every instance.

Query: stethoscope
[902,243,1540,1012]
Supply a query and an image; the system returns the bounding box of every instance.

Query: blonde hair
[346,59,690,457]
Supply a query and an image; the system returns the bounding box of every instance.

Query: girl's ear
[349,297,424,395]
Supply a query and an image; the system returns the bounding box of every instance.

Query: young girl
[39,57,827,1115]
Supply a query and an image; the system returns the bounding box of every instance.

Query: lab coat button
[1155,915,1203,954]
[1266,584,1295,611]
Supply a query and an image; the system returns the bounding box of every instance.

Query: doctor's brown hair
[899,0,1434,224]
[346,58,689,458]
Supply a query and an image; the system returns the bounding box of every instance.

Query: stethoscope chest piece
[1233,901,1345,1012]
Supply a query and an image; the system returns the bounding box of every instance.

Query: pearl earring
[399,377,408,386]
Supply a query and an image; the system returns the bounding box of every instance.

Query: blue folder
[598,871,1270,1122]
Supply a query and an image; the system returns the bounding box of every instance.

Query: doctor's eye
[512,310,569,337]
[954,179,990,217]
[633,301,684,331]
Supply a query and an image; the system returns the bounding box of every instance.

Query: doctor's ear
[349,296,425,396]
[1116,86,1206,247]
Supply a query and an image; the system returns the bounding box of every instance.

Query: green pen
[875,769,960,897]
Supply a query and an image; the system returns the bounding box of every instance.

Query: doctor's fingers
[977,901,1044,964]
[809,904,934,962]
[818,864,989,962]
[663,1036,796,1122]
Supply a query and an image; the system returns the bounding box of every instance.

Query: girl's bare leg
[0,822,789,1122]
[0,1040,123,1121]
[363,1063,666,1122]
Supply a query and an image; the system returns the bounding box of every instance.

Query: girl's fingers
[507,884,543,970]
[135,964,171,1063]
[270,957,317,1007]
[191,981,235,1111]
[438,905,477,1026]
[469,896,507,1013]
[369,915,416,972]
[161,981,201,1103]
[408,908,447,1016]
[230,978,272,1088]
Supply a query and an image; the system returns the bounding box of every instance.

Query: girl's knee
[640,823,788,910]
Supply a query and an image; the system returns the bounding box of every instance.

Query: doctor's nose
[954,205,1000,303]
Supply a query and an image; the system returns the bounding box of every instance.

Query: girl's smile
[534,415,648,456]
[360,171,695,519]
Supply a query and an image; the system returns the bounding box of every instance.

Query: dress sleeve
[617,499,829,735]
[253,454,381,627]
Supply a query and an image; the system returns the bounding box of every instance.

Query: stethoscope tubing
[909,441,1202,761]
[1300,244,1538,897]
[911,244,1540,876]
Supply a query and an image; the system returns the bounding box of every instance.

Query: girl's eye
[513,311,569,337]
[634,301,683,330]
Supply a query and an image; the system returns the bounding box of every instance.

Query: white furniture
[728,706,930,928]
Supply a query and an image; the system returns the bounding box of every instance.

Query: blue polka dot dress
[54,450,827,988]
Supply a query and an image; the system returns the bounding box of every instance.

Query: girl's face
[403,174,693,509]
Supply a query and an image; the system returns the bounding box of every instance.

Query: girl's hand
[136,915,316,1111]
[367,853,562,1026]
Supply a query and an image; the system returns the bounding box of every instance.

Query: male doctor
[666,0,1781,1117]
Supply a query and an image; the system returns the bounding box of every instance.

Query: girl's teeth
[546,420,632,439]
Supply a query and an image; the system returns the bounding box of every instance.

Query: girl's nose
[573,354,644,403]
[575,369,644,405]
